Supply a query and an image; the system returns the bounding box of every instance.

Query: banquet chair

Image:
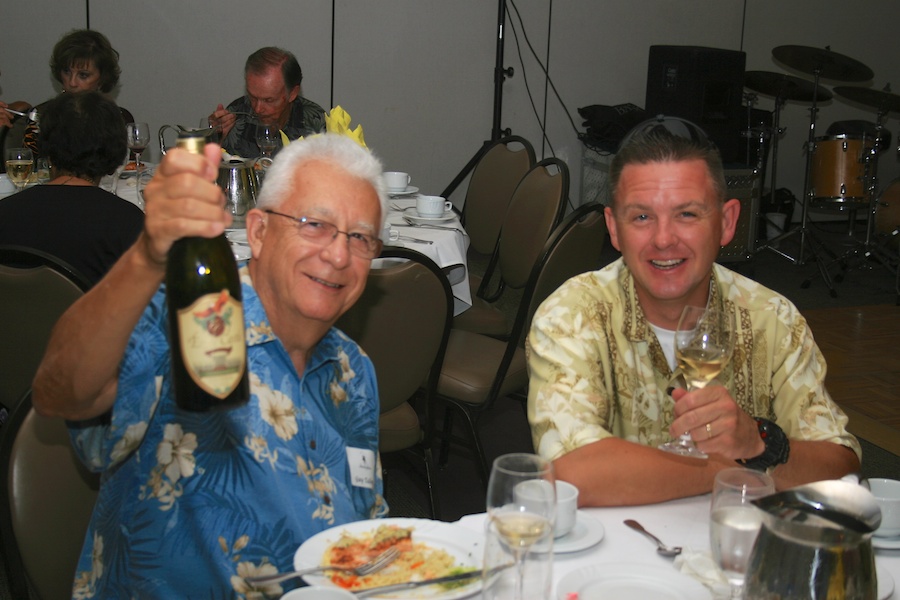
[436,202,608,486]
[0,390,100,600]
[335,247,454,519]
[0,245,91,419]
[453,157,569,337]
[459,135,536,256]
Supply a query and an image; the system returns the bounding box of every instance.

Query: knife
[354,563,511,598]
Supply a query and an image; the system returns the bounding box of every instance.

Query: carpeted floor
[385,216,900,522]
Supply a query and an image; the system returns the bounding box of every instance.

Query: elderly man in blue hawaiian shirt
[33,133,390,598]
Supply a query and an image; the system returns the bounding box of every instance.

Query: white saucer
[536,513,605,554]
[389,185,419,196]
[873,533,900,550]
[403,206,455,222]
[557,563,711,600]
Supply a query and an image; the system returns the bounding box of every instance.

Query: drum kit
[743,45,899,296]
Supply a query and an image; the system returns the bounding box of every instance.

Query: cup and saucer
[389,186,419,197]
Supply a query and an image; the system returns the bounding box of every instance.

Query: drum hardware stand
[820,116,899,283]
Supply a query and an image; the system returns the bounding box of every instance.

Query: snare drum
[809,134,873,205]
[875,177,900,244]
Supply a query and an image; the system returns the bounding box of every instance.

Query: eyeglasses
[264,210,383,259]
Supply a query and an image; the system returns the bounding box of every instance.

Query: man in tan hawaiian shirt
[526,127,860,506]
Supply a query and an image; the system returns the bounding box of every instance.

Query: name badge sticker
[346,447,376,489]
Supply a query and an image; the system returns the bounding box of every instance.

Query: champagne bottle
[165,131,249,411]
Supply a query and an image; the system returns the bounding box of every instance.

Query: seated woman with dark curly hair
[0,91,144,285]
[23,29,134,160]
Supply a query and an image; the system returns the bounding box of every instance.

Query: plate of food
[294,518,483,599]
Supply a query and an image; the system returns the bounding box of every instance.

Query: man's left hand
[669,386,765,459]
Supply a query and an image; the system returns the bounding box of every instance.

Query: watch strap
[737,417,790,472]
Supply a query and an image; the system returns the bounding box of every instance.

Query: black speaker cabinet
[645,45,746,164]
[718,169,761,262]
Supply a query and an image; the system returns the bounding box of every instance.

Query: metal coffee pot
[217,160,258,229]
[744,479,881,600]
[158,124,220,155]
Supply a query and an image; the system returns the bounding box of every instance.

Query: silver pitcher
[158,124,220,155]
[744,479,881,600]
[217,160,258,229]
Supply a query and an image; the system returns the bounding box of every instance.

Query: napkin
[324,105,367,148]
[280,105,367,149]
[673,550,732,599]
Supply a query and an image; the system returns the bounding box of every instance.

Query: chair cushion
[379,402,423,453]
[437,329,527,406]
[451,296,510,337]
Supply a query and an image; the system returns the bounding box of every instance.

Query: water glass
[710,467,774,598]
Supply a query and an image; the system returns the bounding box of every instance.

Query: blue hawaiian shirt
[67,264,387,599]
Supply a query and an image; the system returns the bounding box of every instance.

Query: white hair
[255,133,388,226]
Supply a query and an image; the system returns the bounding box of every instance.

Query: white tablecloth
[457,494,900,599]
[383,197,472,315]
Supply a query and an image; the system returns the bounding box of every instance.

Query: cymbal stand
[823,113,899,281]
[760,68,839,297]
[753,94,789,250]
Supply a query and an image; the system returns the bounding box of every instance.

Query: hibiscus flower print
[252,373,299,441]
[141,423,198,510]
[109,422,148,463]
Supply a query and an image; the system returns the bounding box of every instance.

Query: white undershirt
[649,323,678,371]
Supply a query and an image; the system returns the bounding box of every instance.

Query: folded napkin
[673,550,732,599]
[281,105,367,149]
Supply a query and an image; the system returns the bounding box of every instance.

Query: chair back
[521,202,608,341]
[461,136,535,255]
[481,158,568,296]
[0,391,100,600]
[336,248,454,436]
[0,246,90,416]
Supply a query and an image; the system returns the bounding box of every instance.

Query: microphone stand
[441,0,514,199]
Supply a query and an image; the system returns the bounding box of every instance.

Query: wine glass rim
[492,452,553,476]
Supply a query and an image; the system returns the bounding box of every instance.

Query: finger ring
[706,423,713,439]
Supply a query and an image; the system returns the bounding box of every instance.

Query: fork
[243,546,401,586]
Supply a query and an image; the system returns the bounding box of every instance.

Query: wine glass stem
[513,550,526,600]
[135,152,143,204]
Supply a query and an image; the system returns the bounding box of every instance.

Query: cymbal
[833,86,900,114]
[772,45,873,82]
[744,71,833,102]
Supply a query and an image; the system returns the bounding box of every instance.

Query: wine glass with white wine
[5,147,33,192]
[659,305,736,459]
[484,453,555,600]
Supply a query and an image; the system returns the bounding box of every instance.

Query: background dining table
[382,195,472,315]
[457,493,900,599]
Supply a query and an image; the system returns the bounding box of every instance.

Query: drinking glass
[255,120,279,158]
[659,305,736,459]
[710,468,774,598]
[483,453,555,600]
[5,148,33,191]
[126,122,151,199]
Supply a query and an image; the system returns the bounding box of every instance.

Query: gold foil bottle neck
[176,131,206,155]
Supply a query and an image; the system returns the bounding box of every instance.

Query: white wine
[677,345,727,389]
[165,132,249,411]
[6,160,33,186]
[493,511,550,550]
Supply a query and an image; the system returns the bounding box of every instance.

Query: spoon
[624,519,682,557]
[4,107,39,121]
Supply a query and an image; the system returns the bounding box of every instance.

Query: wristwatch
[737,418,790,472]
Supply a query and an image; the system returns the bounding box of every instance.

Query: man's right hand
[140,143,231,267]
[0,102,14,128]
[208,103,237,139]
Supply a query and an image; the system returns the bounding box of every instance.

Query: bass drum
[875,177,900,245]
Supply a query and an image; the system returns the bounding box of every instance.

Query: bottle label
[176,290,246,399]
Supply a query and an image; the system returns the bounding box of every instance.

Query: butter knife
[354,564,510,598]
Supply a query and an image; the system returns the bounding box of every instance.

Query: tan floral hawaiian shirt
[526,258,860,461]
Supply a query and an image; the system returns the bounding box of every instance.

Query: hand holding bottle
[141,142,230,266]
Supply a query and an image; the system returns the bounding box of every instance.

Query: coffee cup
[0,174,15,196]
[381,222,399,244]
[554,480,579,538]
[868,478,900,537]
[383,171,410,192]
[416,195,452,218]
[515,479,579,538]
